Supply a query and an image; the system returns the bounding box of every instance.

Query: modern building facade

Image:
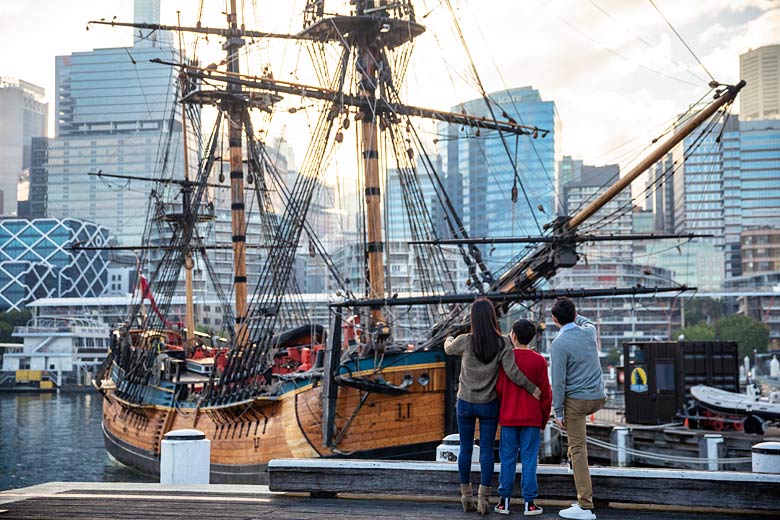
[44,0,195,246]
[740,45,780,121]
[723,117,780,277]
[0,78,48,215]
[543,263,684,352]
[671,119,725,246]
[22,137,49,219]
[632,207,654,256]
[442,86,561,271]
[0,218,110,311]
[641,240,725,291]
[558,156,582,210]
[562,162,632,262]
[741,227,780,274]
[644,152,675,234]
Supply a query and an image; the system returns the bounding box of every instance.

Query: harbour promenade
[0,481,777,519]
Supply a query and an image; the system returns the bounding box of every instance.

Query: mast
[567,82,746,230]
[225,0,249,344]
[357,35,386,326]
[177,11,195,343]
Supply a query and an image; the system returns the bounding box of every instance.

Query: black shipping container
[622,341,738,425]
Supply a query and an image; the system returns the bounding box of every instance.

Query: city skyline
[0,0,776,169]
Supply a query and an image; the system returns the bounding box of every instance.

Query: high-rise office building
[0,78,48,215]
[644,152,675,234]
[722,117,780,277]
[45,1,195,246]
[562,162,632,262]
[741,227,780,274]
[442,86,561,271]
[671,118,725,246]
[631,206,654,257]
[558,155,582,213]
[24,137,48,219]
[740,45,780,121]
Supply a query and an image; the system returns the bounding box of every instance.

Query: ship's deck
[0,482,775,519]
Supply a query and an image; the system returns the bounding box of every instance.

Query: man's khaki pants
[564,397,606,509]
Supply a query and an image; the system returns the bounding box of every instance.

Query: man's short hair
[512,319,537,345]
[552,297,576,325]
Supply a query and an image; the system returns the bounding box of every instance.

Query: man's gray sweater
[550,315,606,418]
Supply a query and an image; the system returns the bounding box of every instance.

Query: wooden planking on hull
[295,364,447,455]
[101,360,448,473]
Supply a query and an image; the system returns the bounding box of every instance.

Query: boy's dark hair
[511,319,536,345]
[551,297,576,325]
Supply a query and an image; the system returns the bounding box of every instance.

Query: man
[550,298,606,520]
[494,319,551,516]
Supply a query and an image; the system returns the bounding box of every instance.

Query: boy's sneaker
[494,497,511,515]
[559,503,596,520]
[524,501,544,516]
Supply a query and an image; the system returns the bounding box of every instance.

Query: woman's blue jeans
[456,398,499,486]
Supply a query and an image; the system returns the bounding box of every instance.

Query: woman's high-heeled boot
[460,483,476,512]
[477,485,491,515]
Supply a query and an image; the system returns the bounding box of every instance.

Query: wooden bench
[268,459,780,512]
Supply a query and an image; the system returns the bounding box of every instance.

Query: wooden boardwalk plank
[0,495,776,520]
[269,459,780,512]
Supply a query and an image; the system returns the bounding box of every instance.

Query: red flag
[138,274,170,326]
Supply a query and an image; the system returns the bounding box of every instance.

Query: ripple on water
[0,392,155,491]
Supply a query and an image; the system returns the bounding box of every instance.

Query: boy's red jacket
[496,349,552,428]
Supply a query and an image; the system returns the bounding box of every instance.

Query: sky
[0,0,778,176]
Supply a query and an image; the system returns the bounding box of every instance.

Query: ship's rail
[13,316,110,337]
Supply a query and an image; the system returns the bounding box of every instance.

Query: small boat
[690,384,780,434]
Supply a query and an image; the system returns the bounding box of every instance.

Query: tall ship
[90,1,745,483]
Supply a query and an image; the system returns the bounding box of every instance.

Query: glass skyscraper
[671,120,725,246]
[442,86,561,271]
[0,78,48,215]
[740,45,780,121]
[723,118,780,277]
[562,163,632,263]
[45,1,195,246]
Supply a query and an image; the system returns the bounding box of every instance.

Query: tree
[715,314,769,359]
[604,347,621,367]
[672,322,715,341]
[684,297,723,326]
[0,310,31,343]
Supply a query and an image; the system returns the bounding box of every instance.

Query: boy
[494,319,552,516]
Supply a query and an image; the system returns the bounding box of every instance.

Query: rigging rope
[647,0,717,83]
[441,0,541,233]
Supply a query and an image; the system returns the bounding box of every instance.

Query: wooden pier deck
[1,482,777,519]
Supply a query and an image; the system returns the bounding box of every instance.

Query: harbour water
[0,392,154,491]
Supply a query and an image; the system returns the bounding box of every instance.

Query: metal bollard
[611,426,631,467]
[160,429,211,484]
[752,441,780,474]
[436,433,479,463]
[542,422,553,459]
[704,434,723,471]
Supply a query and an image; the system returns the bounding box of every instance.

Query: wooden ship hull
[101,349,451,483]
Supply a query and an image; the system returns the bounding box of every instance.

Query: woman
[445,299,541,514]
